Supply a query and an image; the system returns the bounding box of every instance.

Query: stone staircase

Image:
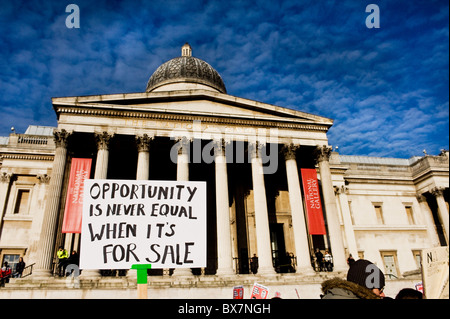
[1,271,420,299]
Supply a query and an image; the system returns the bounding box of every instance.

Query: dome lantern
[181,43,192,57]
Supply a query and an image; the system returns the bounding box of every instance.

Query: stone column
[214,139,234,275]
[127,133,153,280]
[0,173,13,232]
[282,144,314,274]
[33,129,70,277]
[136,134,153,180]
[335,185,358,260]
[94,132,113,179]
[431,187,449,241]
[416,194,440,247]
[176,137,190,182]
[172,137,193,276]
[250,142,276,275]
[81,132,113,279]
[314,145,347,272]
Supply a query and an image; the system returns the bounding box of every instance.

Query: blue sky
[0,0,448,158]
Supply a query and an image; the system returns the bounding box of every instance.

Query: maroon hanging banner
[300,168,327,235]
[62,158,92,233]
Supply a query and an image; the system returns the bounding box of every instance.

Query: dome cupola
[145,43,227,93]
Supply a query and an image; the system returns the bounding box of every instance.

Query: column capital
[36,174,51,184]
[174,136,192,143]
[95,131,114,150]
[213,138,231,156]
[248,141,264,159]
[53,129,71,148]
[174,136,191,155]
[0,172,12,183]
[415,193,426,203]
[431,187,445,197]
[334,185,348,195]
[281,143,299,161]
[136,134,154,152]
[314,145,332,163]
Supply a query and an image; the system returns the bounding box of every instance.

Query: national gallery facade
[0,44,448,298]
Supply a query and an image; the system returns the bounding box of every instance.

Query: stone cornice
[343,176,415,186]
[54,105,330,132]
[0,153,54,161]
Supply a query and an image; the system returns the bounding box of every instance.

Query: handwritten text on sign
[80,179,207,269]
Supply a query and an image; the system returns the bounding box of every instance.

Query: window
[2,254,20,273]
[13,189,30,215]
[405,206,415,225]
[381,251,399,279]
[374,205,384,224]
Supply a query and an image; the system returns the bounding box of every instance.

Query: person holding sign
[80,180,207,271]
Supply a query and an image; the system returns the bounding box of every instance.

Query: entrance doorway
[270,223,294,273]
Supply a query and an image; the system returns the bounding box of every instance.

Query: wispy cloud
[0,0,448,158]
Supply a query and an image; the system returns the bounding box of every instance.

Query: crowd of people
[56,246,80,277]
[0,257,26,287]
[311,248,423,299]
[0,246,79,287]
[320,258,423,299]
[314,248,335,272]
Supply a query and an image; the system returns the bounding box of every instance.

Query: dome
[145,43,227,94]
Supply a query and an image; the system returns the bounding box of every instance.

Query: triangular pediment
[52,89,333,128]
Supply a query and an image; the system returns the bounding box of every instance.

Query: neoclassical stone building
[0,44,448,298]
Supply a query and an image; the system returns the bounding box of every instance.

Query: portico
[33,83,342,278]
[27,44,354,278]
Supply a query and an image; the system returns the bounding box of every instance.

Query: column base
[332,266,349,274]
[127,268,138,280]
[215,268,235,276]
[79,269,101,279]
[172,268,193,277]
[30,268,53,279]
[256,267,277,276]
[296,266,316,276]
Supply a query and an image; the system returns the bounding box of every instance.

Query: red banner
[301,168,327,235]
[62,158,92,233]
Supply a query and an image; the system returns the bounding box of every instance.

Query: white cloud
[0,0,447,158]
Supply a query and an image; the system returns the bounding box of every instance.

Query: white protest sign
[421,246,449,299]
[80,179,206,269]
